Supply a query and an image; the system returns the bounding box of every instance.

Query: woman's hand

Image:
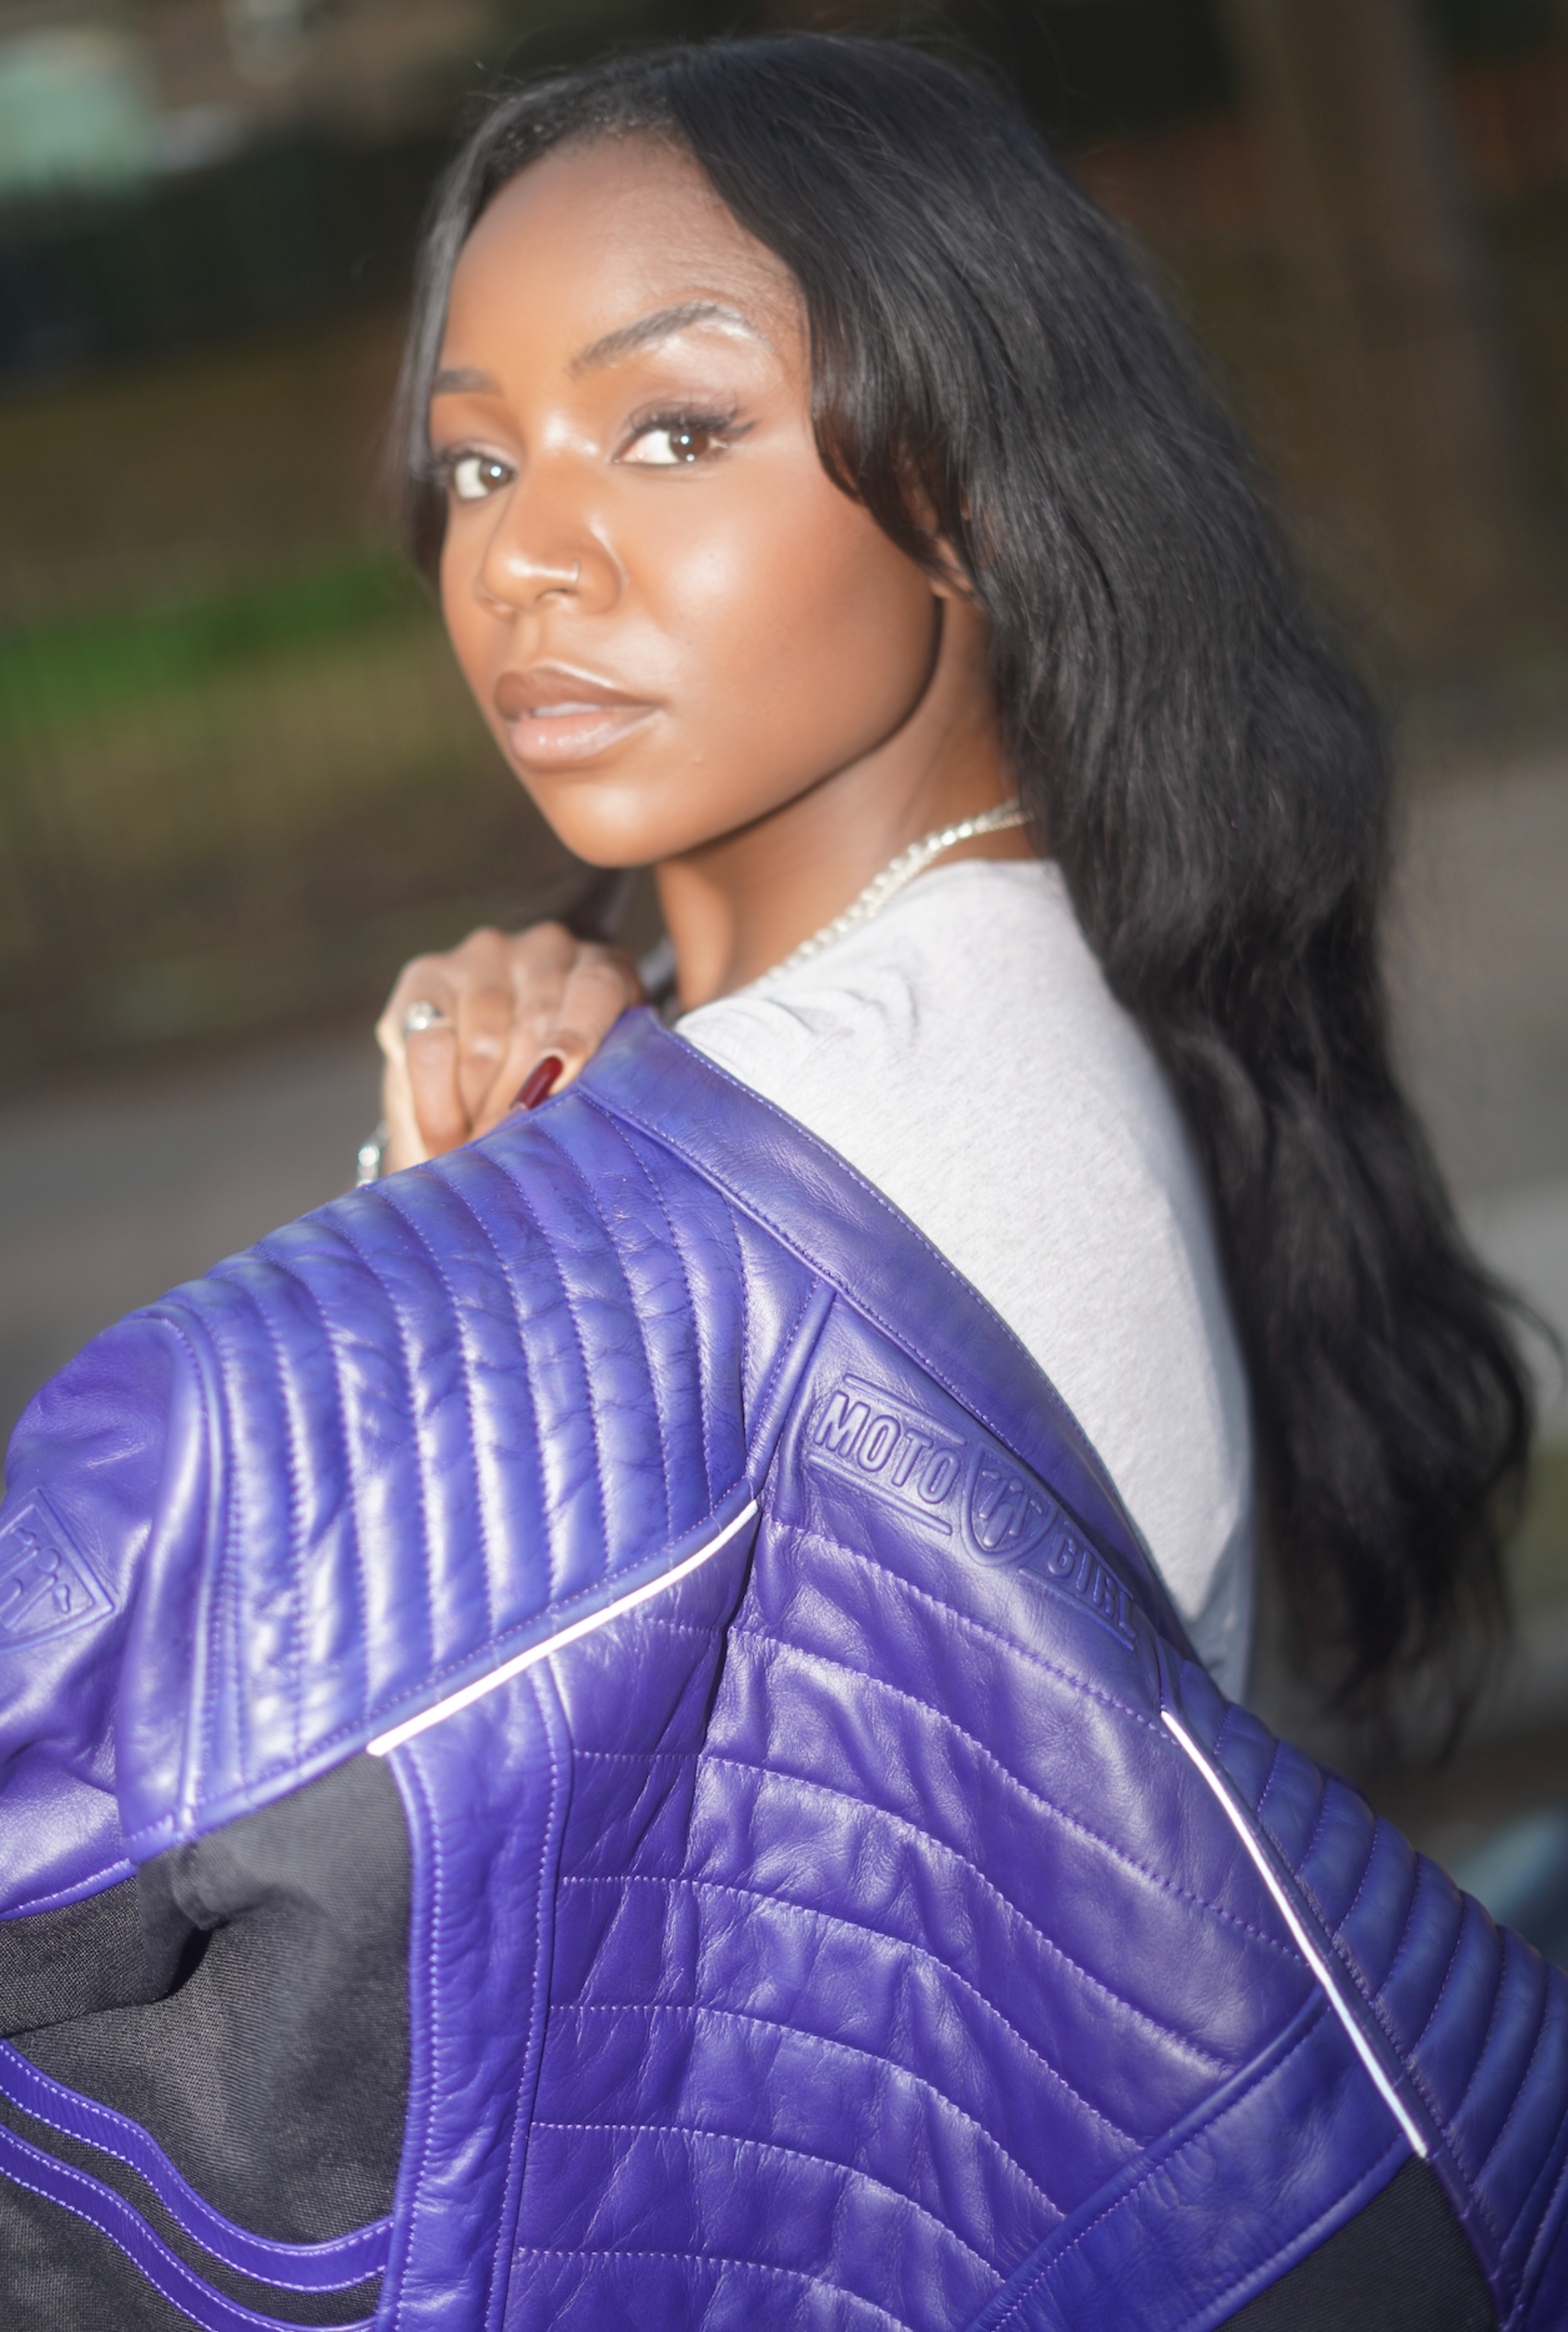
[376,923,643,1171]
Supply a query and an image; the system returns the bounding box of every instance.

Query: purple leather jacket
[0,1011,1563,2332]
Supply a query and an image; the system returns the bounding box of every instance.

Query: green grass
[0,549,433,744]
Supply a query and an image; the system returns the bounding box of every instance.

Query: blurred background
[1,0,1566,1927]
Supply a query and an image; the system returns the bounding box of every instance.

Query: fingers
[534,946,645,1092]
[472,937,644,1138]
[376,923,647,1163]
[377,972,452,1171]
[426,926,550,1127]
[404,1021,468,1157]
[377,936,511,1163]
[378,1038,426,1176]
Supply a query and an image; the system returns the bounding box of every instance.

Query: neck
[655,597,1024,1008]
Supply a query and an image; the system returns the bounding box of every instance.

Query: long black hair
[396,34,1533,1732]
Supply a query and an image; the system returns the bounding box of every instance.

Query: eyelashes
[619,406,745,466]
[441,451,513,502]
[433,405,748,502]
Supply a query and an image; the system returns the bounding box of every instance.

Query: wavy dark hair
[395,33,1533,1730]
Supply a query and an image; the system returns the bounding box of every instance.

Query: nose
[473,469,609,617]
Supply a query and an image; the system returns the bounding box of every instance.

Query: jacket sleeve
[0,1311,200,1925]
[0,1319,413,2328]
[0,1098,795,2324]
[3,1087,788,1886]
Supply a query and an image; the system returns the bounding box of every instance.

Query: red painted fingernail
[514,1055,564,1112]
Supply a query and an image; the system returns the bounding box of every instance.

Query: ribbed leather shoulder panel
[96,1060,814,1854]
[2,1008,1158,1911]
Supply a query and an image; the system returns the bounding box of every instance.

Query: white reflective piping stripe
[366,1500,760,1758]
[1160,1707,1429,2161]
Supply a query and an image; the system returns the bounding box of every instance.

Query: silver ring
[355,1121,389,1188]
[402,1000,450,1038]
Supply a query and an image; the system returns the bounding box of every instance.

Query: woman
[375,32,1527,1732]
[0,36,1557,2332]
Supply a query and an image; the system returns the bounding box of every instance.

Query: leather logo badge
[963,1450,1055,1566]
[808,1377,965,1534]
[0,1494,113,1649]
[805,1373,1137,1648]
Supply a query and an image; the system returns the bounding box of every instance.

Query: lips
[494,666,649,719]
[494,665,658,769]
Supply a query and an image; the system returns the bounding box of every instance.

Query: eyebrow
[569,300,764,376]
[428,302,765,407]
[430,364,499,397]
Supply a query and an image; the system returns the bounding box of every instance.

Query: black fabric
[0,1870,173,2031]
[0,1752,409,2332]
[1224,2157,1497,2330]
[0,2175,195,2332]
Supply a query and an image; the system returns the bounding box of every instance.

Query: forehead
[443,136,798,361]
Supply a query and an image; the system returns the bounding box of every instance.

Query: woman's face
[431,136,946,867]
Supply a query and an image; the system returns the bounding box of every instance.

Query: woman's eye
[448,453,512,502]
[622,418,727,468]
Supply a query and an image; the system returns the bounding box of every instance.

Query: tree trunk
[1213,0,1538,653]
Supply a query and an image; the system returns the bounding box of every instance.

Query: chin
[521,767,734,870]
[525,797,678,871]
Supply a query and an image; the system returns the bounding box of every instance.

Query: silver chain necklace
[743,799,1028,995]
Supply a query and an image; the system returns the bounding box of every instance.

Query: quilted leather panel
[587,1021,1187,1647]
[506,1302,1334,2328]
[970,1999,1412,2332]
[1178,1667,1568,2327]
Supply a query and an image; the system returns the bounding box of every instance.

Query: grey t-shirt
[679,857,1254,1700]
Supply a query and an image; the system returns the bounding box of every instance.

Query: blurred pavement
[0,1026,378,1449]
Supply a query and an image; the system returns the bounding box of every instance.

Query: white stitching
[0,2049,386,2272]
[701,1750,1227,2075]
[731,1623,1291,1961]
[0,2124,374,2330]
[555,1869,1125,2167]
[511,2241,910,2328]
[528,2118,1001,2275]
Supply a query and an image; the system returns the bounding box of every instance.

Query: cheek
[649,474,938,776]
